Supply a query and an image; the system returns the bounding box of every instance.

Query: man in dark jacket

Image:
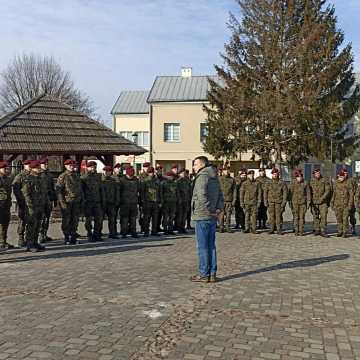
[190,157,224,283]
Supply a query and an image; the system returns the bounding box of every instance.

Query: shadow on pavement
[0,243,173,264]
[218,254,350,282]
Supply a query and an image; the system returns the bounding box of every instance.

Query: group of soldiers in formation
[218,165,359,238]
[0,156,359,252]
[0,159,193,252]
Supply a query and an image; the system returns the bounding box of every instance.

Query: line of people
[0,159,193,252]
[217,165,358,238]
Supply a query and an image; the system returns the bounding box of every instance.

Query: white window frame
[164,123,181,143]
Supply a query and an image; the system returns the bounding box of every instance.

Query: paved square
[1,212,360,359]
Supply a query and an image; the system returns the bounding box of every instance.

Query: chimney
[181,67,192,78]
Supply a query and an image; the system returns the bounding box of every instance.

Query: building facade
[111,91,150,172]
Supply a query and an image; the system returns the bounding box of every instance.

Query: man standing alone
[191,157,224,283]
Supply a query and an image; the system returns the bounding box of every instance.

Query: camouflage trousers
[25,206,43,248]
[244,204,257,232]
[114,205,121,234]
[162,202,176,233]
[175,202,188,232]
[349,205,356,228]
[102,204,117,236]
[84,203,103,237]
[257,202,268,227]
[234,202,245,229]
[143,202,159,234]
[268,203,283,232]
[40,200,53,240]
[311,204,328,233]
[61,201,81,237]
[292,204,307,234]
[219,202,233,231]
[120,203,138,236]
[17,204,26,243]
[0,204,11,246]
[334,206,350,235]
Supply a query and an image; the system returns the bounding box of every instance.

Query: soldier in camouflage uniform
[343,169,357,235]
[175,168,192,233]
[264,168,288,235]
[12,159,31,246]
[141,166,162,236]
[331,169,354,238]
[234,169,247,230]
[218,167,236,233]
[240,170,262,234]
[185,169,193,230]
[56,159,83,245]
[102,166,120,239]
[0,161,14,249]
[256,168,270,229]
[120,166,139,238]
[155,165,165,232]
[308,168,331,237]
[39,158,56,243]
[289,170,310,236]
[138,162,150,232]
[162,171,178,235]
[112,163,123,235]
[81,161,104,242]
[354,176,360,237]
[22,161,46,252]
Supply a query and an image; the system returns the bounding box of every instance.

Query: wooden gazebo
[0,94,146,169]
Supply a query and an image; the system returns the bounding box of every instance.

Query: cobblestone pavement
[1,211,360,359]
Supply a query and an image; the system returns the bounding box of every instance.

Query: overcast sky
[0,0,359,126]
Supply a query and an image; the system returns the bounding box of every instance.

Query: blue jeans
[195,219,217,277]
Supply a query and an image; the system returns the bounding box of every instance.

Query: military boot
[352,226,356,236]
[88,233,96,242]
[64,235,70,245]
[70,235,77,245]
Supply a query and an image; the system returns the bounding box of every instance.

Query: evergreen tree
[204,0,360,167]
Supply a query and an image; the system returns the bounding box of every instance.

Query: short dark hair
[194,156,209,166]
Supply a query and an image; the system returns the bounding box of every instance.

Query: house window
[164,123,180,142]
[200,123,208,142]
[119,131,149,146]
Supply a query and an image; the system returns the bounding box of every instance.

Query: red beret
[87,161,97,167]
[166,171,175,177]
[23,160,32,165]
[143,162,150,167]
[103,165,113,172]
[313,168,321,174]
[171,164,178,170]
[338,170,346,177]
[293,169,303,177]
[147,166,155,174]
[29,160,40,169]
[240,169,247,175]
[342,168,348,174]
[126,167,135,177]
[64,159,75,166]
[0,161,9,169]
[113,163,122,169]
[39,158,48,165]
[271,168,279,174]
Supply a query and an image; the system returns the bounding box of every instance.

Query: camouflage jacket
[102,175,120,206]
[39,169,56,202]
[289,180,311,206]
[120,176,139,205]
[161,179,178,204]
[141,177,162,204]
[12,170,30,206]
[331,179,354,209]
[264,179,288,206]
[309,177,331,205]
[240,179,262,207]
[56,170,83,205]
[176,177,192,205]
[256,176,270,202]
[21,172,44,210]
[81,172,104,205]
[219,175,237,203]
[0,173,12,207]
